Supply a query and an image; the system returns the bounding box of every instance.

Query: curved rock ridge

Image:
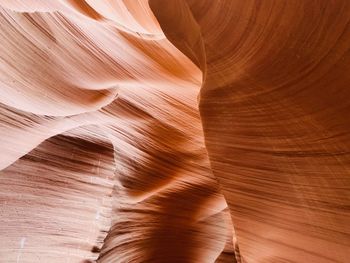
[0,1,349,262]
[150,0,350,262]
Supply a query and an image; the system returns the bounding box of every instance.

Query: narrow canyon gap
[1,1,350,263]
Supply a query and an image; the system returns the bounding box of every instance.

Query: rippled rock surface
[0,1,349,262]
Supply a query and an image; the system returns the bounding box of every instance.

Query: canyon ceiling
[0,0,349,262]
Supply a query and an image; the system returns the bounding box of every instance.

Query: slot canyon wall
[0,0,349,262]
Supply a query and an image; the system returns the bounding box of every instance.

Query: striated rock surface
[0,1,349,262]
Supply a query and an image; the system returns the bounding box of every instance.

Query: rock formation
[0,1,349,262]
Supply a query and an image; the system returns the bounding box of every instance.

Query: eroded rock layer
[0,1,349,262]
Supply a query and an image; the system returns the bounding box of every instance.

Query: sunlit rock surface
[0,1,349,262]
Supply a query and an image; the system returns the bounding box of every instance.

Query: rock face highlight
[0,1,349,262]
